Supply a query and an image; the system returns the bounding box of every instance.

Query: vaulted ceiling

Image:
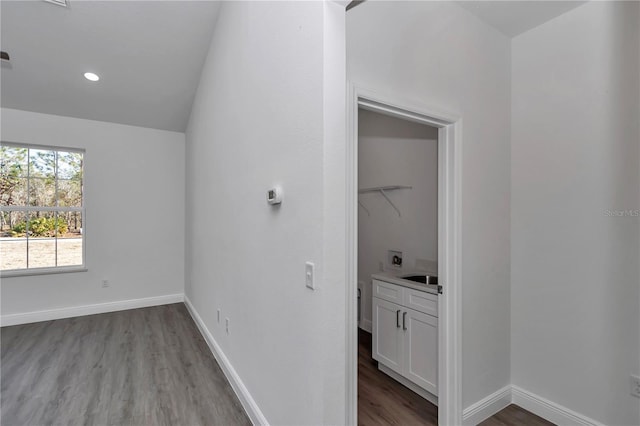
[455,1,586,38]
[2,1,588,133]
[1,1,220,132]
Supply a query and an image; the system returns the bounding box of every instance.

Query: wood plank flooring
[1,303,250,426]
[358,329,555,426]
[2,306,555,426]
[358,329,438,425]
[478,404,554,426]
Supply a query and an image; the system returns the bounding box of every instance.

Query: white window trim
[1,266,88,278]
[0,142,86,277]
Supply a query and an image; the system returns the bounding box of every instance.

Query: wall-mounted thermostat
[267,187,283,205]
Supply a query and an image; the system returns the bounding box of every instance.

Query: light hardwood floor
[1,303,250,426]
[358,329,554,426]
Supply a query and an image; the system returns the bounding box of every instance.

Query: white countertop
[371,271,439,295]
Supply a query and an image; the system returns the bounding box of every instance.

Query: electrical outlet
[225,318,230,335]
[217,309,221,324]
[101,280,109,288]
[631,375,640,398]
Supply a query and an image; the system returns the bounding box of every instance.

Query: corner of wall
[183,296,269,425]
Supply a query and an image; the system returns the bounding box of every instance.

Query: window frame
[1,141,87,277]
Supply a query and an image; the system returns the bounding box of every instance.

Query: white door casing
[346,85,463,426]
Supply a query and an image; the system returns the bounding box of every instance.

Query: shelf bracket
[379,189,401,217]
[358,200,371,217]
[357,185,411,217]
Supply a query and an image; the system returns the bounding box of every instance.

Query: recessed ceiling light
[84,72,100,82]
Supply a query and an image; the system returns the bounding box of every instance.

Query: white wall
[348,1,512,408]
[185,2,346,424]
[511,2,640,425]
[358,109,438,331]
[1,108,185,319]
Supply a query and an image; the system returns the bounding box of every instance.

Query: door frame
[345,85,463,426]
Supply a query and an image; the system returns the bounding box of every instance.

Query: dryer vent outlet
[388,250,403,268]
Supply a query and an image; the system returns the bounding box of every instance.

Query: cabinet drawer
[373,279,404,304]
[404,288,438,317]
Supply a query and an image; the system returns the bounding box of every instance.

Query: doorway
[345,88,463,426]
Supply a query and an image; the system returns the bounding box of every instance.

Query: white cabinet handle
[402,311,407,331]
[396,310,401,328]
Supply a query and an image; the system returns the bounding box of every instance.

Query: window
[0,143,85,274]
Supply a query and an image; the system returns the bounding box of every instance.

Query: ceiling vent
[43,0,68,7]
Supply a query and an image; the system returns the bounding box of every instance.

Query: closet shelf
[358,185,412,193]
[358,185,412,217]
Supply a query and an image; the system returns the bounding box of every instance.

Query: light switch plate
[305,262,315,290]
[631,374,640,398]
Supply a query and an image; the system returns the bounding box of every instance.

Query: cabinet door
[403,307,438,395]
[372,297,403,374]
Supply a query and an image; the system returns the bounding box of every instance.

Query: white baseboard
[359,318,372,333]
[184,295,268,426]
[462,385,511,426]
[462,385,605,426]
[511,385,605,426]
[1,293,184,327]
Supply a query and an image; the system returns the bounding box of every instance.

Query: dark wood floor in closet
[358,329,554,426]
[1,303,250,426]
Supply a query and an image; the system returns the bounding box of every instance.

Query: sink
[401,274,438,285]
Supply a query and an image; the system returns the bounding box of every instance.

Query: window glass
[0,144,85,273]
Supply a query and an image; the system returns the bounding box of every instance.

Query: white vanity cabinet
[372,279,438,397]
